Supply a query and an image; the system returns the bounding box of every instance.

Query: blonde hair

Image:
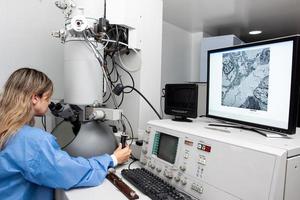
[0,68,53,149]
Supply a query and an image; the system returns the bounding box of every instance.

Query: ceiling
[163,0,300,42]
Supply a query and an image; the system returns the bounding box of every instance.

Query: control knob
[156,167,162,173]
[181,178,187,185]
[142,149,148,154]
[163,170,173,179]
[179,165,186,172]
[150,163,155,169]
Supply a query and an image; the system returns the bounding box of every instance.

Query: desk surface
[55,162,151,200]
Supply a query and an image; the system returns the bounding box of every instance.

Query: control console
[138,119,300,200]
[139,122,212,199]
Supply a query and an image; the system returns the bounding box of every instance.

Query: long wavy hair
[0,68,53,149]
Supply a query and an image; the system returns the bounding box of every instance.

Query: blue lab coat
[0,125,115,200]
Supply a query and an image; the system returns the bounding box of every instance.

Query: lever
[121,134,128,148]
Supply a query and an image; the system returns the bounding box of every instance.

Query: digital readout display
[197,143,211,152]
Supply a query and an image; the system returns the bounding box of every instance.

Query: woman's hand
[113,144,132,164]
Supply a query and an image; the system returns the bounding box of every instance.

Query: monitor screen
[207,36,300,134]
[164,84,198,119]
[157,133,178,164]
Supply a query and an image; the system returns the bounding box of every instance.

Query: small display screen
[164,84,198,118]
[157,133,179,164]
[197,143,211,152]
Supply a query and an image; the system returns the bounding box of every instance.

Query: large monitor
[207,35,300,134]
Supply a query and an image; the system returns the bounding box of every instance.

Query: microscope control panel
[138,119,299,200]
[139,125,217,199]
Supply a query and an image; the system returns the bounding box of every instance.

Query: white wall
[161,22,192,88]
[137,0,163,134]
[114,0,163,138]
[190,32,204,82]
[161,22,207,86]
[0,0,64,99]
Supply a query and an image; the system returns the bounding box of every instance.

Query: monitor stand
[172,116,192,122]
[208,123,289,138]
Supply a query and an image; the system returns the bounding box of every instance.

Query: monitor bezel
[206,35,300,134]
[164,83,199,118]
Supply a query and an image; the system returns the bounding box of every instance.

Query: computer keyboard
[121,168,193,200]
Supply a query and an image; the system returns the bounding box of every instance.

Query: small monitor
[164,83,198,122]
[157,133,178,164]
[207,35,300,134]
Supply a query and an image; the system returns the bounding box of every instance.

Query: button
[142,149,148,154]
[141,159,147,165]
[181,178,187,185]
[199,186,204,194]
[198,156,206,165]
[174,176,180,182]
[184,152,189,159]
[179,165,186,171]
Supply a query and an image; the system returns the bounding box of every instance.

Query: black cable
[51,119,65,134]
[111,65,120,83]
[117,78,125,107]
[110,54,132,88]
[107,57,120,84]
[119,118,126,133]
[160,95,164,119]
[122,86,162,119]
[41,116,47,131]
[104,0,107,19]
[121,113,134,146]
[114,61,135,93]
[117,89,125,108]
[160,88,165,118]
[128,159,138,170]
[50,120,78,149]
[108,59,116,75]
[103,92,111,103]
[103,93,111,103]
[61,134,77,150]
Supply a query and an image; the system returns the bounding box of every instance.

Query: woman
[0,68,131,200]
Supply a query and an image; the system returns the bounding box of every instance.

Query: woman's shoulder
[4,125,58,156]
[15,125,55,143]
[19,125,49,136]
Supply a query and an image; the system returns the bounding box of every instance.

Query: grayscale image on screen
[222,48,270,111]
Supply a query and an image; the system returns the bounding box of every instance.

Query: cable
[41,116,47,131]
[117,88,125,107]
[128,159,138,170]
[102,38,141,72]
[83,31,119,109]
[121,86,162,120]
[104,0,107,19]
[50,120,79,149]
[50,119,65,134]
[61,134,77,150]
[103,92,111,103]
[121,113,134,146]
[160,88,165,118]
[114,61,135,93]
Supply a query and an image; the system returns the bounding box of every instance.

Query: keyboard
[121,168,193,200]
